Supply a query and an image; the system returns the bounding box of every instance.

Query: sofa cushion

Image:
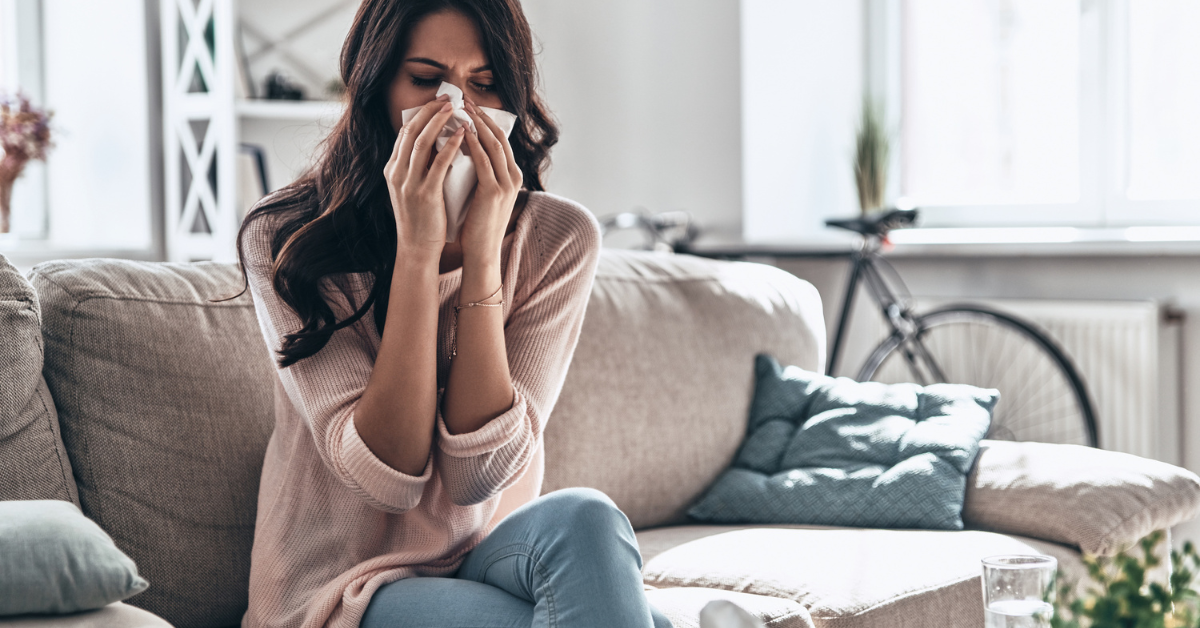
[688,354,995,530]
[0,253,78,506]
[0,500,148,615]
[29,259,275,628]
[0,601,172,628]
[545,250,827,529]
[638,525,1057,628]
[636,524,1111,597]
[644,586,814,628]
[963,439,1200,555]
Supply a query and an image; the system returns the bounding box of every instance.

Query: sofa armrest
[963,439,1200,555]
[0,603,172,628]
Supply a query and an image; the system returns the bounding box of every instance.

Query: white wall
[240,116,336,195]
[41,0,153,250]
[520,0,743,233]
[741,0,864,242]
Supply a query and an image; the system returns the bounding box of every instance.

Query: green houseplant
[853,97,890,217]
[1052,530,1200,628]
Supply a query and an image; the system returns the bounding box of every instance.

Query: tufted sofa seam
[29,270,104,527]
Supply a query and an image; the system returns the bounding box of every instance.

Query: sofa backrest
[0,254,79,507]
[544,250,825,528]
[28,258,274,628]
[15,248,823,626]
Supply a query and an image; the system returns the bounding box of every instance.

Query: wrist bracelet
[450,282,504,358]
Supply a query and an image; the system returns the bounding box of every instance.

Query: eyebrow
[405,57,491,73]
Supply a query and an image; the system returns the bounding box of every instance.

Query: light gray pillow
[963,439,1200,555]
[0,500,149,615]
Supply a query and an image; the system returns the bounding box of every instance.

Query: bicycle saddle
[825,208,918,236]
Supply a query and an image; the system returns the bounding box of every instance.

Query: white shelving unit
[236,99,344,120]
[159,0,346,262]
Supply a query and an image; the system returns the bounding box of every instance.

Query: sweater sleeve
[433,200,602,506]
[241,211,432,514]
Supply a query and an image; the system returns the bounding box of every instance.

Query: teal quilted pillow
[688,354,998,530]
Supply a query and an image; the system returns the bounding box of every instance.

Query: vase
[0,177,12,235]
[0,154,24,235]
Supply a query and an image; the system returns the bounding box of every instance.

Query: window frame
[874,0,1200,229]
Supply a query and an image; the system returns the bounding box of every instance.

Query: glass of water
[981,554,1057,628]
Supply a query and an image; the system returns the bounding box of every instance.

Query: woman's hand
[458,98,523,266]
[384,93,467,254]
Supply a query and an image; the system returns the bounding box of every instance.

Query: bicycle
[597,209,700,253]
[599,206,1098,448]
[823,208,1098,447]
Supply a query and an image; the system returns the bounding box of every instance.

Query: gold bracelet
[450,283,504,358]
[456,282,504,309]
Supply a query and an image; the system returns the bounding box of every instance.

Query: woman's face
[387,9,504,132]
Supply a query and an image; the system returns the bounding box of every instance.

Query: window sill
[684,227,1200,259]
[0,240,159,275]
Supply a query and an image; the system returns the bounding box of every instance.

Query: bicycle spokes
[897,335,948,386]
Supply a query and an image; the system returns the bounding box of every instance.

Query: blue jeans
[360,488,673,628]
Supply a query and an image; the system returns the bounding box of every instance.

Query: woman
[226,1,672,627]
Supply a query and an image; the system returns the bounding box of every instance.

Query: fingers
[461,116,497,189]
[408,101,458,175]
[427,126,466,185]
[468,100,519,180]
[389,94,452,180]
[463,100,513,188]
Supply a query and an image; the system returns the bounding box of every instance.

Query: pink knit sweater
[239,191,602,628]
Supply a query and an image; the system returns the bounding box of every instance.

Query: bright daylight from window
[902,0,1080,208]
[1128,0,1200,201]
[897,0,1200,229]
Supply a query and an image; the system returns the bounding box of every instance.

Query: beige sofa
[2,248,1198,628]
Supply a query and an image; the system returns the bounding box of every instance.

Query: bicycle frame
[826,236,946,384]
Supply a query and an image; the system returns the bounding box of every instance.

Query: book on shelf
[237,144,269,222]
[233,23,256,99]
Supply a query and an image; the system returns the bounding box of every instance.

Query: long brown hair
[214,0,558,368]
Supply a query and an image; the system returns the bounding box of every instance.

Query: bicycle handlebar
[825,208,919,238]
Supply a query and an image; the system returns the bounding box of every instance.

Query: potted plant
[853,97,890,217]
[0,92,54,235]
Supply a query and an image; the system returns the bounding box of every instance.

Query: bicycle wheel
[857,305,1099,447]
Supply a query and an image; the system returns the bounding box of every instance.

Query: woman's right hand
[384,93,467,254]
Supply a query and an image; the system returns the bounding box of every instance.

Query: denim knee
[541,488,627,529]
[535,488,637,556]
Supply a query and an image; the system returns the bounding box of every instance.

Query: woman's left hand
[458,98,522,265]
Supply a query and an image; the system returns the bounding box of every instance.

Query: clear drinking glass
[981,554,1057,628]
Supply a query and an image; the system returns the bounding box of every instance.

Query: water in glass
[984,599,1054,628]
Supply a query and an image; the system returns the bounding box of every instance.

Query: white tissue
[699,600,766,628]
[398,82,519,243]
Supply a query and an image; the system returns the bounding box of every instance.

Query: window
[1126,0,1200,202]
[1,0,49,240]
[890,0,1200,227]
[902,0,1079,208]
[0,0,154,253]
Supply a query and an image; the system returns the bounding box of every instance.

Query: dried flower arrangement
[853,97,890,216]
[1052,530,1200,628]
[0,92,54,234]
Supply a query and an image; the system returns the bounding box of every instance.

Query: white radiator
[847,298,1178,462]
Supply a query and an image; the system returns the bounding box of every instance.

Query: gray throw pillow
[688,353,997,530]
[0,500,149,615]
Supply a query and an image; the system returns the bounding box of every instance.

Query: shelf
[236,99,344,120]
